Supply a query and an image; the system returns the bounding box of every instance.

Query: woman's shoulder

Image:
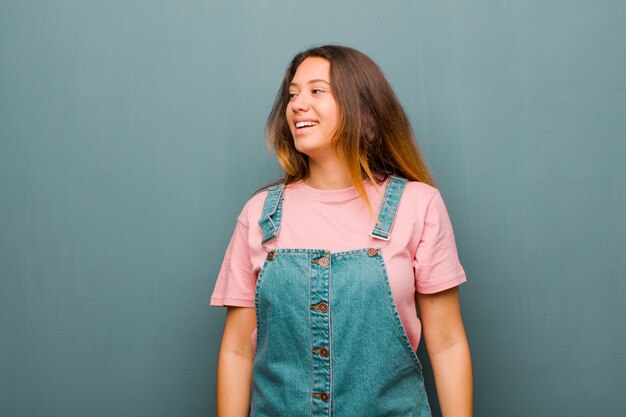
[400,179,456,225]
[238,191,265,225]
[236,181,285,226]
[400,178,440,204]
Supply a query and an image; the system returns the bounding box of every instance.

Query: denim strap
[370,175,408,241]
[258,183,285,244]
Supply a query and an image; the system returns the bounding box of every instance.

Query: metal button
[267,250,275,260]
[318,257,329,267]
[313,392,329,402]
[311,302,329,313]
[367,247,378,257]
[319,347,329,357]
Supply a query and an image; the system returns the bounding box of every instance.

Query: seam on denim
[258,246,404,257]
[267,185,283,216]
[328,253,334,416]
[308,251,314,417]
[376,175,393,224]
[267,186,285,243]
[385,176,407,243]
[370,175,393,234]
[262,248,327,254]
[268,216,278,240]
[259,185,284,244]
[253,257,272,363]
[371,175,406,239]
[251,271,261,416]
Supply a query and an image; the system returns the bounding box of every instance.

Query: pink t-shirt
[210,176,467,352]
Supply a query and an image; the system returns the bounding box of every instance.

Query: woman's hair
[258,44,435,222]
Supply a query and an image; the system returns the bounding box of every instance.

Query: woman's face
[286,57,340,159]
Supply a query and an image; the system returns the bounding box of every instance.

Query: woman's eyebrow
[289,79,331,87]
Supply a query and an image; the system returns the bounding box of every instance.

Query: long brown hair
[256,44,435,223]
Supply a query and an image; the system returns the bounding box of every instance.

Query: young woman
[210,45,473,417]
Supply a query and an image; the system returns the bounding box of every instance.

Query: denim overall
[251,175,432,417]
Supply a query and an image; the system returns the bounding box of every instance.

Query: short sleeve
[413,189,467,294]
[209,215,256,308]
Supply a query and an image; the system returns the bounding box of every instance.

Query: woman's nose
[290,93,309,112]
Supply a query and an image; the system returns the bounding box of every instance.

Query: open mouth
[295,121,318,133]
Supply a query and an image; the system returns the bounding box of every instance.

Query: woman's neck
[305,158,354,190]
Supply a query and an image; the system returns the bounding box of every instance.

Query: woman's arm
[416,286,473,417]
[216,306,257,417]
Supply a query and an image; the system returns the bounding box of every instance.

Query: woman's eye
[288,92,297,99]
[312,89,323,94]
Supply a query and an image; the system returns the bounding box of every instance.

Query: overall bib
[251,175,432,417]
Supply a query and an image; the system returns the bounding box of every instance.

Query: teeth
[296,121,318,128]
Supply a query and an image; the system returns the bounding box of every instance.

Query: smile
[295,120,318,128]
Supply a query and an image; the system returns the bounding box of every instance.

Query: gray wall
[1,1,624,416]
